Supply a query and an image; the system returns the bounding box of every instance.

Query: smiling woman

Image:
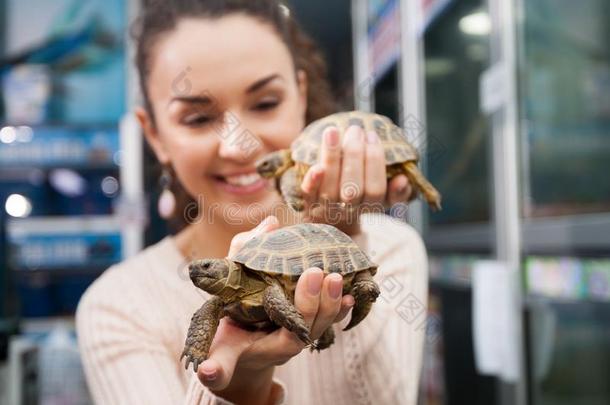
[75,1,428,404]
[137,10,329,231]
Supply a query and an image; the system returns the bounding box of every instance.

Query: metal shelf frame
[119,0,145,259]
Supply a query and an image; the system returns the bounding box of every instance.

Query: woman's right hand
[196,216,355,405]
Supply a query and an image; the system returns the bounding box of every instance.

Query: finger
[301,164,324,206]
[242,325,305,366]
[293,268,324,332]
[196,319,253,390]
[228,216,279,257]
[310,273,343,338]
[339,126,365,206]
[198,356,237,391]
[386,175,412,207]
[334,294,355,323]
[363,131,386,208]
[318,127,341,204]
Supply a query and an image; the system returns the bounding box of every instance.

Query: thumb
[253,215,279,235]
[228,216,279,257]
[198,353,241,391]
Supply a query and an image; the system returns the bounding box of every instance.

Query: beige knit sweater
[76,213,428,405]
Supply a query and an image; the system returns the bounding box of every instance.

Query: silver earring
[158,167,176,219]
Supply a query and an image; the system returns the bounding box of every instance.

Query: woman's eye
[254,100,279,111]
[182,114,212,127]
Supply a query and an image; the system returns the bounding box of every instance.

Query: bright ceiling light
[49,169,87,197]
[101,176,119,196]
[5,194,32,218]
[0,127,17,144]
[459,11,491,36]
[16,126,33,142]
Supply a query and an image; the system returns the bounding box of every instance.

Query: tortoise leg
[263,282,316,348]
[344,270,380,331]
[310,327,335,352]
[401,161,442,211]
[181,296,224,372]
[280,166,306,212]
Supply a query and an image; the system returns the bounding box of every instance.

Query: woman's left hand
[300,125,413,235]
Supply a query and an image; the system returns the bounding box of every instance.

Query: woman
[76,1,428,404]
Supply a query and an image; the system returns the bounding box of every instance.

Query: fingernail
[345,126,364,145]
[314,169,324,181]
[366,131,379,144]
[312,165,324,180]
[345,295,355,307]
[324,128,339,147]
[201,365,217,381]
[396,176,408,194]
[203,371,217,381]
[307,269,323,295]
[328,274,343,299]
[257,216,276,230]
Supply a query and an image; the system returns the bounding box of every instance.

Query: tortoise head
[255,149,291,178]
[189,258,231,295]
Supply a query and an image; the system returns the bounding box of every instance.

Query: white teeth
[223,173,262,186]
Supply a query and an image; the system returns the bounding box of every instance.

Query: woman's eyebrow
[246,73,282,94]
[168,74,282,106]
[169,95,213,105]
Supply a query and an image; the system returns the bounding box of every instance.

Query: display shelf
[0,125,119,169]
[6,215,122,271]
[524,256,610,303]
[18,316,75,336]
[429,254,488,288]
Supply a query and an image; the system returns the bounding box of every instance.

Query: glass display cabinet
[355,0,610,404]
[517,1,610,404]
[517,0,610,255]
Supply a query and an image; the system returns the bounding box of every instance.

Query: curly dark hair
[131,0,338,230]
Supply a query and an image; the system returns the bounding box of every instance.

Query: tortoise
[181,222,380,372]
[256,110,442,212]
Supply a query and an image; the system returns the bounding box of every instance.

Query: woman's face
[139,14,307,227]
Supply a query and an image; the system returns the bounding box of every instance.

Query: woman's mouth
[212,172,270,195]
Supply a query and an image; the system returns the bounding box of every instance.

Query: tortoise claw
[181,344,207,372]
[182,351,204,372]
[292,328,316,349]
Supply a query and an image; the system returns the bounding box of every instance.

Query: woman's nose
[217,114,263,161]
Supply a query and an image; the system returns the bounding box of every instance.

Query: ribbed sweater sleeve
[76,267,244,405]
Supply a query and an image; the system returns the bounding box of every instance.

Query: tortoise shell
[290,111,420,166]
[233,223,376,276]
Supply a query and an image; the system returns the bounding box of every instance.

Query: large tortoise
[181,223,380,372]
[256,110,442,212]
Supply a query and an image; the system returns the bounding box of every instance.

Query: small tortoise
[256,110,442,212]
[181,223,380,372]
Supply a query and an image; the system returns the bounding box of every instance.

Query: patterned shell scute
[291,111,420,165]
[233,223,375,276]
